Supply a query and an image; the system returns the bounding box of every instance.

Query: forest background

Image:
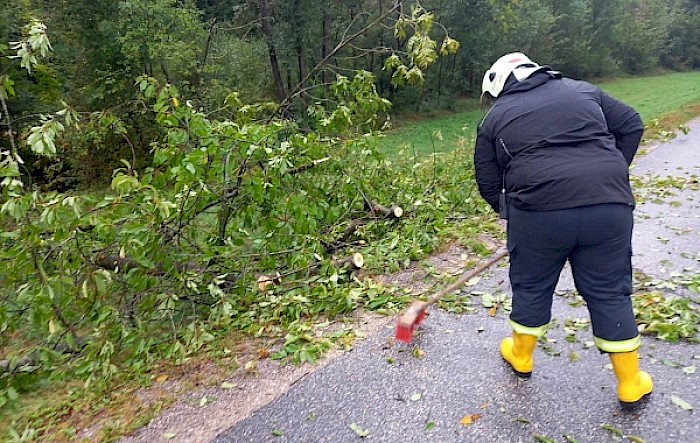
[2,1,700,441]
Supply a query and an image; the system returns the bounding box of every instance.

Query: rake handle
[425,249,509,307]
[395,250,508,339]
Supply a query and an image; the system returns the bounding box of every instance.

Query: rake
[395,250,508,343]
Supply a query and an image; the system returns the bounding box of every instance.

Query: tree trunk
[394,0,405,56]
[322,2,331,90]
[437,58,444,99]
[259,0,287,102]
[294,0,308,97]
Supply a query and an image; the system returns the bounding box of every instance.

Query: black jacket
[474,69,644,212]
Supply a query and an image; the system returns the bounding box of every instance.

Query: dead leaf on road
[459,413,482,425]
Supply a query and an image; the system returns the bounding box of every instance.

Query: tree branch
[273,0,405,118]
[288,156,330,175]
[0,340,86,375]
[366,199,404,219]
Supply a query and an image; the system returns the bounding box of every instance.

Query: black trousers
[507,203,640,351]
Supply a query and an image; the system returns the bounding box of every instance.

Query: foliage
[5,0,700,189]
[631,173,699,204]
[1,59,496,430]
[201,35,272,104]
[117,0,206,90]
[633,292,700,342]
[383,3,460,86]
[612,0,669,74]
[633,270,700,342]
[662,0,700,69]
[3,2,700,439]
[1,19,52,101]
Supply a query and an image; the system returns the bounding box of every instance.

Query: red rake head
[395,320,415,343]
[394,301,428,343]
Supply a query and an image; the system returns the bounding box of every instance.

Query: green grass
[600,71,700,122]
[381,70,700,158]
[379,102,484,159]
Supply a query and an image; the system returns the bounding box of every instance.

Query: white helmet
[481,52,540,99]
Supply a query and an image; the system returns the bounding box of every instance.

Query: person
[474,52,653,407]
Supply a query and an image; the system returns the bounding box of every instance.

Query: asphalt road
[214,119,700,443]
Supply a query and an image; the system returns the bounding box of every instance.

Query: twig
[0,92,32,185]
[272,0,405,119]
[288,157,330,175]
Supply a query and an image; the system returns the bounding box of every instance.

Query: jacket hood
[501,66,561,96]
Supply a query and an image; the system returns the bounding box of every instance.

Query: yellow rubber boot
[609,350,653,406]
[500,331,538,378]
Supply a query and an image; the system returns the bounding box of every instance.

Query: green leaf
[6,386,19,401]
[481,292,495,307]
[662,359,682,368]
[1,75,15,97]
[424,421,435,430]
[199,395,215,407]
[271,429,284,437]
[670,394,693,411]
[93,270,112,294]
[601,423,623,437]
[111,174,140,194]
[162,433,177,439]
[349,423,369,438]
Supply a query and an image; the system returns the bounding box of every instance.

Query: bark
[0,340,86,375]
[322,3,331,89]
[259,0,287,102]
[217,151,233,245]
[325,218,365,253]
[366,200,404,219]
[339,219,364,244]
[274,0,405,118]
[294,0,308,97]
[0,93,32,185]
[288,157,330,175]
[437,57,444,99]
[95,252,200,275]
[192,17,218,88]
[334,252,364,271]
[257,272,282,291]
[308,252,364,274]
